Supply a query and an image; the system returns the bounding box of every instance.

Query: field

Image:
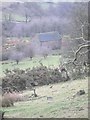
[2,77,88,118]
[0,54,88,118]
[0,55,60,76]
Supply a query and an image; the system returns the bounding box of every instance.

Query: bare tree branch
[72,23,90,42]
[73,44,90,65]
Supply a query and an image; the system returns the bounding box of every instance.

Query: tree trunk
[33,89,37,97]
[16,60,19,64]
[30,57,32,60]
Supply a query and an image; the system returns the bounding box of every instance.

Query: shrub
[0,96,2,107]
[1,51,10,61]
[3,65,84,94]
[2,93,14,107]
[2,92,23,107]
[2,69,26,94]
[10,51,24,64]
[2,66,63,93]
[7,92,23,102]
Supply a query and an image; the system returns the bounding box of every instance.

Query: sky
[45,0,75,2]
[0,0,89,3]
[0,0,88,2]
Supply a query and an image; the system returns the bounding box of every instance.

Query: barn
[31,31,62,50]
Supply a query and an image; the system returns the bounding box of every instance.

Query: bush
[0,96,2,107]
[2,66,63,93]
[1,51,10,61]
[66,64,88,80]
[1,92,23,107]
[2,93,14,107]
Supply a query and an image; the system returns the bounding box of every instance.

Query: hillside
[0,2,89,119]
[1,2,88,41]
[2,77,88,118]
[1,2,73,21]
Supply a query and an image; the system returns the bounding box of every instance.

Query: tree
[2,21,15,37]
[10,51,24,64]
[60,2,90,79]
[24,45,35,60]
[71,2,89,66]
[41,46,51,59]
[23,2,43,23]
[15,43,25,52]
[70,2,88,38]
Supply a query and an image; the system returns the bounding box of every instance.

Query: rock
[73,89,85,98]
[40,115,43,117]
[79,107,84,111]
[47,97,53,103]
[50,86,53,88]
[76,90,85,96]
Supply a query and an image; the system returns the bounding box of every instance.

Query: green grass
[12,14,25,22]
[0,55,60,76]
[2,78,88,118]
[2,12,25,22]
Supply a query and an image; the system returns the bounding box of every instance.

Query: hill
[1,2,73,22]
[2,77,88,118]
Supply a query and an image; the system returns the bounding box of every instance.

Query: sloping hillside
[3,78,88,118]
[1,2,73,22]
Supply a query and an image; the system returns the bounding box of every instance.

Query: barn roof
[38,31,61,42]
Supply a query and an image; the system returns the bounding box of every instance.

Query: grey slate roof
[38,31,61,42]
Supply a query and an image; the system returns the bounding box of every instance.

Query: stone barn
[31,31,62,50]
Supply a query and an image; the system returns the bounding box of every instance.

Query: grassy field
[0,55,60,76]
[2,77,88,118]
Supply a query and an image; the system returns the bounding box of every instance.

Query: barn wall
[41,40,61,49]
[31,35,40,48]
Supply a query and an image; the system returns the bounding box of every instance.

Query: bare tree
[10,51,24,64]
[65,2,89,65]
[71,2,88,38]
[72,2,90,64]
[60,2,90,78]
[41,46,51,59]
[60,22,90,79]
[24,45,35,60]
